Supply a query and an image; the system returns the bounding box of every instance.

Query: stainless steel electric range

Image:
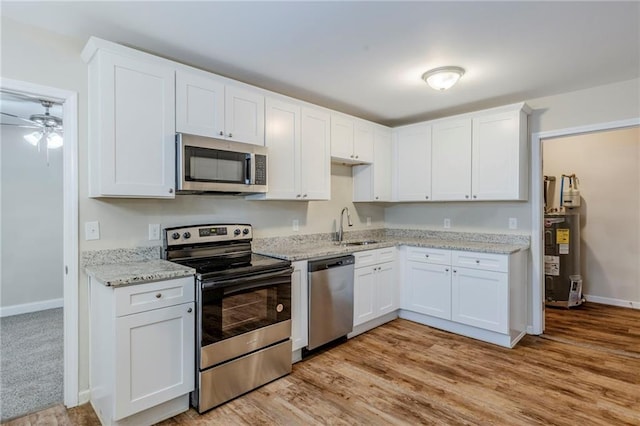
[163,224,293,413]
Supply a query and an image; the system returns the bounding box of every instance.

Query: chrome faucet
[336,207,353,242]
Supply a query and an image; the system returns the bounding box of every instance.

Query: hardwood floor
[4,312,639,425]
[543,302,640,356]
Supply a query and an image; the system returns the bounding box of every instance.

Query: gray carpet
[0,308,63,421]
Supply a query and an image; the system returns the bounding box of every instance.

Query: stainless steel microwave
[176,133,267,194]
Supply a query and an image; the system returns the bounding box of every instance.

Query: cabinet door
[404,261,451,320]
[353,121,374,163]
[431,119,472,201]
[93,52,175,198]
[265,97,301,199]
[225,85,265,145]
[451,267,508,333]
[375,262,397,316]
[394,123,432,201]
[354,266,376,326]
[330,114,355,161]
[175,70,225,138]
[300,107,331,200]
[472,111,523,200]
[291,261,308,351]
[114,302,194,420]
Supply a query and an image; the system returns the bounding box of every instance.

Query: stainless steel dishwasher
[307,255,355,351]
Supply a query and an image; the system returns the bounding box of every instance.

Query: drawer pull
[187,308,192,313]
[155,293,162,299]
[476,260,480,264]
[425,254,429,258]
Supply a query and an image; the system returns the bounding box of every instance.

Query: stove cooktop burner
[176,253,290,281]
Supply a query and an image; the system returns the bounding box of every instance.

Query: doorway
[531,119,640,344]
[0,79,79,418]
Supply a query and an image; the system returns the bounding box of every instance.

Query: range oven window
[185,145,249,184]
[200,271,291,347]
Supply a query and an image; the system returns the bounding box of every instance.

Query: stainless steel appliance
[164,224,292,413]
[176,133,267,194]
[544,213,583,307]
[307,255,355,351]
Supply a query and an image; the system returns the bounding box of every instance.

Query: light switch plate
[292,219,299,232]
[148,224,160,241]
[509,218,518,230]
[444,218,451,229]
[85,221,100,241]
[366,217,371,226]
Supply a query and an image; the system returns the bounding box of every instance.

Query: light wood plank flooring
[4,308,639,425]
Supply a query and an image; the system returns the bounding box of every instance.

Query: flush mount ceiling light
[422,66,465,91]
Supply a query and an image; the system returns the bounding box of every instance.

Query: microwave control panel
[255,155,267,185]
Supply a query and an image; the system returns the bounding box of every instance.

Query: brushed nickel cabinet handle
[155,293,162,299]
[187,308,192,313]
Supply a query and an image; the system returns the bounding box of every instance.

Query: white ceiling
[2,1,639,126]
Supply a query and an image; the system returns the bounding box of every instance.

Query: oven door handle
[202,266,293,293]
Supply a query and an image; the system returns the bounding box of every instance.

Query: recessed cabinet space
[353,126,392,202]
[331,114,374,164]
[399,246,528,348]
[89,277,195,425]
[82,42,176,198]
[176,69,265,146]
[393,122,432,201]
[353,248,398,327]
[248,98,330,200]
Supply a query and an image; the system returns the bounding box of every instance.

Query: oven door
[198,267,292,369]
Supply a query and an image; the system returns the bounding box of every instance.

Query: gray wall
[0,126,64,308]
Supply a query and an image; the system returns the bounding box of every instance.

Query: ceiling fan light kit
[422,66,465,91]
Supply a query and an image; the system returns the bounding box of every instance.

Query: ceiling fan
[1,99,64,149]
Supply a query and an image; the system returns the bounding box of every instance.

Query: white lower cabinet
[353,248,398,328]
[400,246,527,348]
[291,260,309,352]
[90,277,195,425]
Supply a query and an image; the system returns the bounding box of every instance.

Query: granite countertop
[85,256,195,287]
[253,229,530,261]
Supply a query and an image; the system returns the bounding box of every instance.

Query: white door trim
[530,117,640,335]
[0,77,79,407]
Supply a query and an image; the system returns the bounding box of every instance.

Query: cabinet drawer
[406,247,451,265]
[354,247,396,268]
[115,277,195,317]
[452,251,508,272]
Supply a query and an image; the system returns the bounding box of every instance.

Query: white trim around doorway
[0,77,79,407]
[530,117,640,335]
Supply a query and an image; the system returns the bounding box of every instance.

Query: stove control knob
[183,232,191,239]
[234,228,241,236]
[242,228,250,235]
[171,232,180,240]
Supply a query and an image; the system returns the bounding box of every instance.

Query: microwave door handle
[246,153,255,185]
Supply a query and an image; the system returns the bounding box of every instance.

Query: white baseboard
[0,297,64,317]
[78,389,91,405]
[584,294,640,309]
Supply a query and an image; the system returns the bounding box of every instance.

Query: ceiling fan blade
[0,123,41,129]
[0,111,42,127]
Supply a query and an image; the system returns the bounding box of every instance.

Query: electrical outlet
[148,224,160,241]
[366,217,371,226]
[85,221,100,241]
[509,218,518,230]
[292,219,299,232]
[444,218,451,229]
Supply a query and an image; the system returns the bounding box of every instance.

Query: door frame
[530,117,640,335]
[1,77,79,407]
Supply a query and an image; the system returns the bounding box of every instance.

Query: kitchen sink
[338,240,381,246]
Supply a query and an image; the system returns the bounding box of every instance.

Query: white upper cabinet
[83,46,176,198]
[176,70,265,146]
[353,126,392,202]
[472,109,528,200]
[175,70,224,139]
[393,122,432,201]
[431,118,472,201]
[331,114,374,164]
[250,98,329,200]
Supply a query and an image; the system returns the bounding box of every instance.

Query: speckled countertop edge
[253,229,530,261]
[83,247,194,287]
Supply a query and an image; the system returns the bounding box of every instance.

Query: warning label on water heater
[556,229,570,244]
[544,255,560,276]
